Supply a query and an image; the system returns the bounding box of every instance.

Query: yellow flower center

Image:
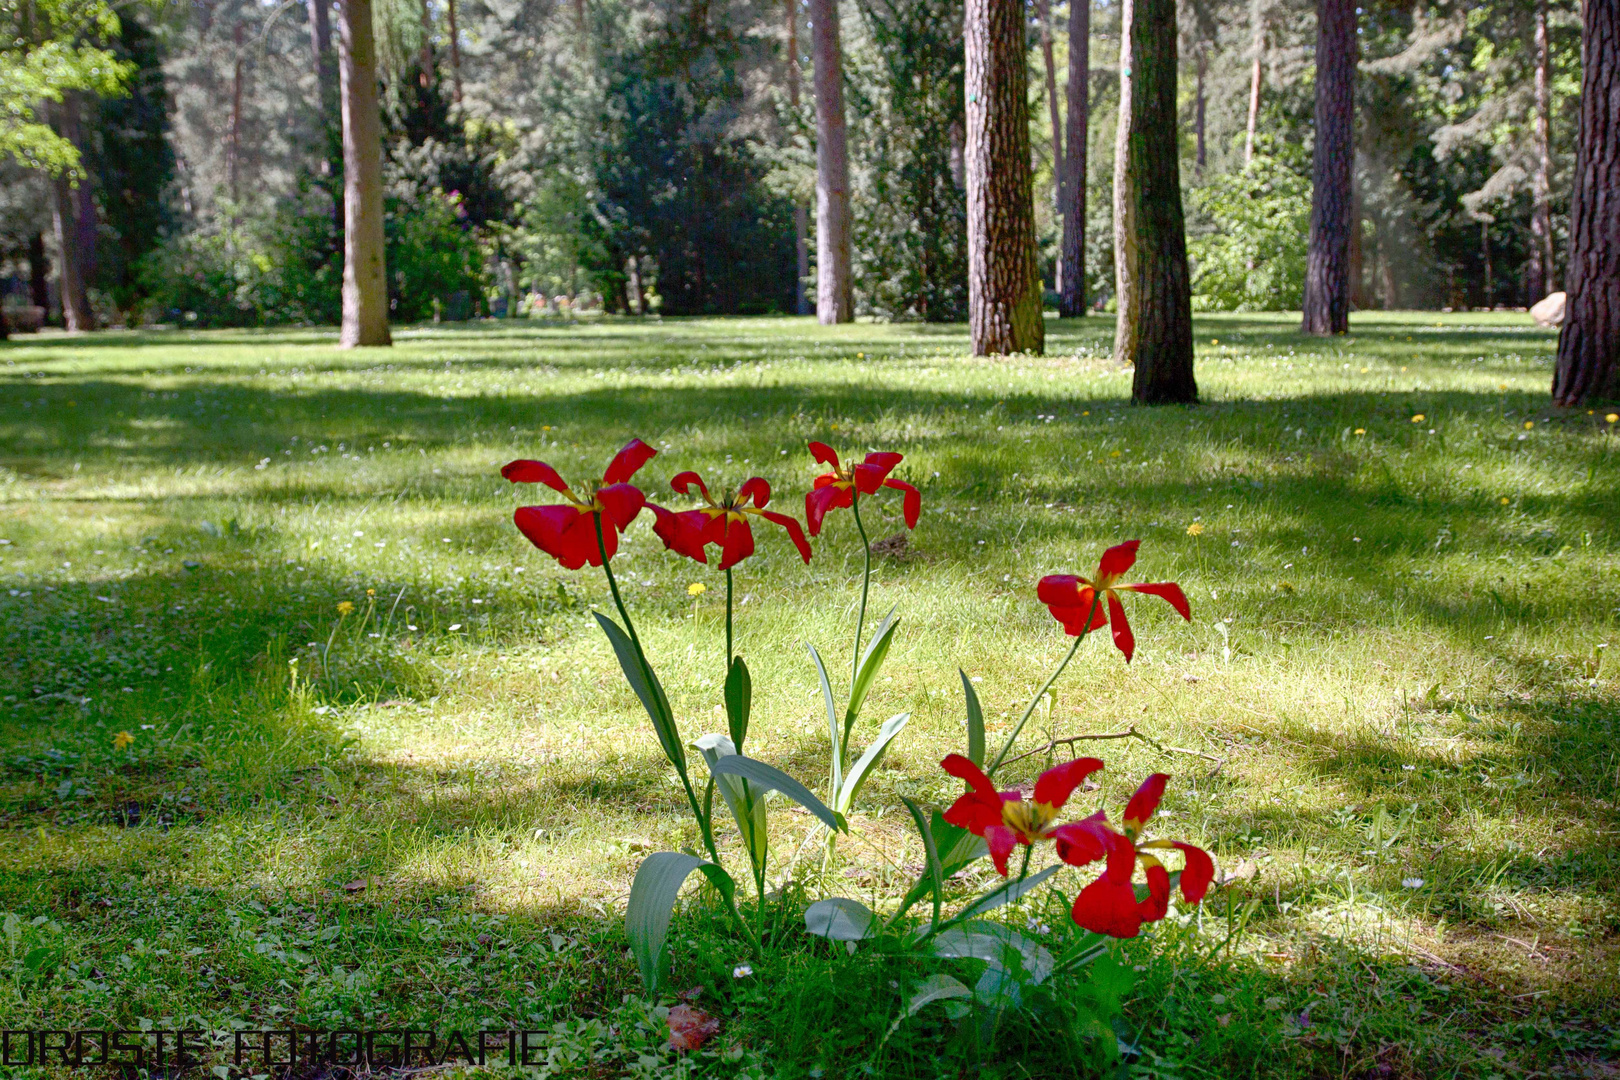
[1001,800,1059,841]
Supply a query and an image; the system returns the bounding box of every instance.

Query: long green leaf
[724,656,752,751]
[594,612,683,771]
[932,922,1054,985]
[693,734,769,876]
[844,609,900,742]
[954,865,1062,922]
[900,973,973,1019]
[709,756,846,833]
[804,897,877,941]
[836,712,909,813]
[806,643,842,794]
[625,853,730,993]
[959,669,985,767]
[894,812,988,920]
[900,795,943,931]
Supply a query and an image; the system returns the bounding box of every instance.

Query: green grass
[0,311,1616,1078]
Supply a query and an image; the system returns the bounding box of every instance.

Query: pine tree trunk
[1244,7,1262,165]
[788,0,811,314]
[1037,0,1063,218]
[1117,0,1194,401]
[29,233,50,313]
[308,0,335,110]
[447,0,463,102]
[810,0,853,323]
[1551,0,1620,405]
[1529,0,1555,300]
[338,0,391,347]
[1301,0,1354,335]
[1058,0,1088,317]
[230,22,244,205]
[965,0,1043,355]
[49,98,93,332]
[418,0,434,88]
[1112,0,1139,363]
[1194,45,1206,173]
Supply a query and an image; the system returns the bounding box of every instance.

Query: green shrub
[1187,143,1312,312]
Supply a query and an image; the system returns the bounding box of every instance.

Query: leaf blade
[594,612,683,771]
[710,755,846,833]
[724,656,751,750]
[625,852,727,993]
[835,711,909,812]
[960,668,985,767]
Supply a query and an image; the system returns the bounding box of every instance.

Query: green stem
[725,566,734,670]
[849,491,872,701]
[593,512,719,865]
[986,593,1102,777]
[1016,843,1033,885]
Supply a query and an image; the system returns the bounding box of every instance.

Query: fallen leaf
[667,1004,720,1051]
[343,879,367,893]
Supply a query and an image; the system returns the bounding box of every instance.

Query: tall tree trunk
[810,0,853,322]
[338,0,391,346]
[1117,0,1194,401]
[29,233,50,313]
[1194,44,1206,173]
[1037,0,1063,217]
[965,0,1043,354]
[447,0,463,103]
[1551,0,1619,405]
[1112,0,1140,362]
[1481,219,1494,307]
[50,98,93,332]
[230,22,244,205]
[307,0,335,109]
[1301,0,1355,335]
[1058,0,1088,317]
[1244,5,1263,165]
[1349,167,1369,308]
[787,0,810,314]
[1529,0,1555,300]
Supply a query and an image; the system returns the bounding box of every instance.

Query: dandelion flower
[1411,414,1425,424]
[1210,338,1219,345]
[687,582,706,597]
[1359,367,1369,374]
[1608,414,1618,424]
[113,731,135,750]
[1354,428,1365,435]
[367,588,376,596]
[1500,497,1510,505]
[337,600,355,615]
[1523,421,1535,430]
[1186,522,1204,536]
[1109,450,1122,458]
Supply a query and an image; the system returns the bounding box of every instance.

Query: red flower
[501,439,655,569]
[650,472,812,571]
[1066,773,1215,938]
[940,753,1113,876]
[1036,541,1191,662]
[803,442,921,537]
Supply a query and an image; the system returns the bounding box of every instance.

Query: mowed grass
[0,312,1616,1077]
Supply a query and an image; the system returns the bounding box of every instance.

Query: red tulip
[940,753,1113,876]
[501,439,655,569]
[651,471,812,572]
[1037,541,1191,662]
[1066,773,1215,938]
[803,441,921,537]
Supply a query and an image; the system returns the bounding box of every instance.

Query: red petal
[595,483,646,530]
[883,479,921,528]
[501,459,569,492]
[1106,591,1135,660]
[1037,575,1084,606]
[1046,588,1107,637]
[942,790,1004,836]
[1139,861,1171,922]
[670,470,709,499]
[563,507,611,566]
[1071,875,1144,938]
[716,517,755,570]
[811,474,838,489]
[760,510,813,563]
[1123,773,1169,839]
[650,505,708,564]
[1051,813,1115,867]
[1097,540,1140,578]
[1124,582,1191,621]
[807,441,841,468]
[513,505,587,568]
[1032,756,1104,811]
[1173,842,1215,904]
[666,1004,720,1052]
[805,483,852,537]
[941,753,999,804]
[985,825,1020,877]
[862,450,904,474]
[739,477,772,508]
[852,452,901,493]
[603,438,657,484]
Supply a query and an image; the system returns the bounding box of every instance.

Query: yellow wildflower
[1608,414,1618,424]
[1500,497,1510,505]
[113,731,135,750]
[1186,522,1204,536]
[1354,428,1366,435]
[687,582,706,597]
[367,588,376,597]
[1523,421,1535,430]
[337,600,355,616]
[1411,414,1425,423]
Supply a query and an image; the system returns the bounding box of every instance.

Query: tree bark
[1349,168,1369,308]
[230,22,244,205]
[49,98,93,332]
[307,0,336,110]
[1244,5,1262,165]
[1528,0,1555,301]
[965,0,1043,354]
[447,0,463,103]
[810,0,853,323]
[788,0,810,314]
[1117,0,1194,401]
[1037,0,1063,219]
[1301,0,1354,335]
[1111,0,1139,362]
[1194,44,1206,173]
[1058,0,1088,316]
[419,0,434,89]
[338,0,391,346]
[1551,0,1619,405]
[29,233,50,313]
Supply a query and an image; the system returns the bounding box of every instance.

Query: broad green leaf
[804,897,877,941]
[835,712,909,813]
[724,656,752,750]
[844,609,900,741]
[625,853,730,993]
[693,734,769,876]
[901,973,973,1018]
[954,865,1061,922]
[806,643,842,793]
[932,922,1053,985]
[593,613,683,771]
[900,795,943,930]
[710,755,847,833]
[959,669,984,766]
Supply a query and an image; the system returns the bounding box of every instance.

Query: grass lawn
[0,311,1616,1078]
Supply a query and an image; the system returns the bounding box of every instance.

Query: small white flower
[1402,877,1424,889]
[732,964,753,978]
